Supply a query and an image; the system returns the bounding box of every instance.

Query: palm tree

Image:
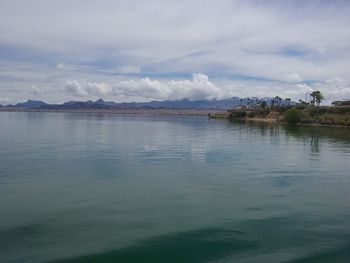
[310,91,316,106]
[285,98,291,107]
[274,96,282,107]
[246,98,252,107]
[271,99,276,107]
[310,91,324,107]
[315,91,324,107]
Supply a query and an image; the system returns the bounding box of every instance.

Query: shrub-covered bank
[227,106,350,127]
[284,107,350,126]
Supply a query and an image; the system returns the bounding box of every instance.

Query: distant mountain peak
[6,97,291,110]
[95,99,105,104]
[15,99,47,108]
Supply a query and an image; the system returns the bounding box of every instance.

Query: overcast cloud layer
[1,0,350,104]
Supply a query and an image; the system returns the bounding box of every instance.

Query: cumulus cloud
[1,1,350,103]
[65,80,112,97]
[63,73,349,104]
[286,73,302,83]
[2,60,349,104]
[65,73,224,101]
[314,77,350,103]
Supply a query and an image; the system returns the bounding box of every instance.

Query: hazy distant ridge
[3,97,279,110]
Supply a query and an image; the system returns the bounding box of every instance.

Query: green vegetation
[284,108,301,123]
[226,91,350,127]
[284,106,350,126]
[310,91,324,107]
[229,108,271,119]
[230,111,247,118]
[218,90,350,127]
[261,101,267,109]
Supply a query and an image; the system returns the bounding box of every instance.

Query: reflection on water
[284,124,350,153]
[0,112,350,263]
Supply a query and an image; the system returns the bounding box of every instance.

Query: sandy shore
[245,117,277,123]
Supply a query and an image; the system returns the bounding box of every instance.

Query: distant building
[332,100,350,107]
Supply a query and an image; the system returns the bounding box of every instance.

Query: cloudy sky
[1,0,350,104]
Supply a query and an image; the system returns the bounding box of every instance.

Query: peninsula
[210,93,350,127]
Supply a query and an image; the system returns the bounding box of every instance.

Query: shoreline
[244,117,350,128]
[0,108,226,117]
[295,122,350,129]
[244,117,277,123]
[211,107,350,129]
[2,108,349,128]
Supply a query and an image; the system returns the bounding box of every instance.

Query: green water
[1,112,350,263]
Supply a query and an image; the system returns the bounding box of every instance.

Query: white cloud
[0,97,10,104]
[314,77,350,103]
[56,63,71,70]
[65,80,89,97]
[286,73,302,83]
[65,73,224,101]
[30,84,43,95]
[1,1,350,102]
[65,80,112,97]
[2,60,350,104]
[62,73,349,104]
[325,76,347,85]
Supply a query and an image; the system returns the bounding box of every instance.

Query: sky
[1,0,350,104]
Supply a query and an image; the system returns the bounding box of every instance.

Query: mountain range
[1,97,292,110]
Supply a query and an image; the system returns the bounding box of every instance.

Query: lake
[1,112,350,263]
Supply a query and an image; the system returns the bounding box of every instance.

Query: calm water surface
[1,112,350,263]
